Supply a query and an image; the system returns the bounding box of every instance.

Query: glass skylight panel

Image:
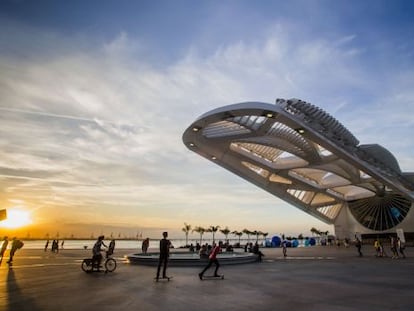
[231,115,266,131]
[202,120,251,138]
[246,115,266,130]
[289,170,320,188]
[311,193,336,205]
[241,161,269,178]
[320,172,350,188]
[287,189,314,204]
[267,122,294,135]
[269,174,292,184]
[359,170,372,179]
[272,153,308,169]
[317,204,342,219]
[230,142,282,163]
[326,188,345,199]
[315,144,333,157]
[331,185,375,201]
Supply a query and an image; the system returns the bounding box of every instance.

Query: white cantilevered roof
[183,99,414,231]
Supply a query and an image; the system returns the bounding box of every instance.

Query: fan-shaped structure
[183,99,414,238]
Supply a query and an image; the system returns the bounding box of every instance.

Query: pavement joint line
[1,262,80,269]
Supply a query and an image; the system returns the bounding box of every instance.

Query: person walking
[378,239,384,257]
[155,232,171,281]
[142,238,149,254]
[397,237,406,259]
[7,237,23,264]
[374,239,382,257]
[355,236,363,257]
[199,242,221,279]
[282,240,287,257]
[0,236,9,264]
[51,240,57,253]
[390,236,399,259]
[44,240,49,252]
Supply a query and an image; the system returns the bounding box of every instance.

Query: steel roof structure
[183,99,414,237]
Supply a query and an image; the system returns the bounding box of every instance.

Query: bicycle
[81,250,117,273]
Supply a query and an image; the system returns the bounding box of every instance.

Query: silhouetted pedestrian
[282,240,287,257]
[155,232,171,280]
[344,238,350,248]
[142,238,149,254]
[7,237,23,264]
[397,237,406,258]
[374,239,383,257]
[51,239,58,253]
[390,236,399,259]
[355,236,363,257]
[253,242,264,261]
[0,236,9,264]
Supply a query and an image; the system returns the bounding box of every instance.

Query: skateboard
[200,274,224,280]
[154,276,173,282]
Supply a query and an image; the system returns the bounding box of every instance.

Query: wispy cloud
[0,106,108,123]
[1,9,413,237]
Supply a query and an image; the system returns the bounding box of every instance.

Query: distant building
[183,99,414,239]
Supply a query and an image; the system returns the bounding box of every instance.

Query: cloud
[0,16,413,237]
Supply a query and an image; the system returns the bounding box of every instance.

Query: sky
[0,0,413,240]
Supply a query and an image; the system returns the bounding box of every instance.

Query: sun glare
[1,209,32,228]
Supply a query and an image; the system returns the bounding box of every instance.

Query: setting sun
[0,209,32,229]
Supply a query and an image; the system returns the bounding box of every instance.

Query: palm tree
[192,226,206,244]
[232,231,243,246]
[208,225,220,244]
[220,227,231,244]
[310,227,320,236]
[182,223,192,246]
[243,229,252,243]
[262,232,269,243]
[253,230,263,243]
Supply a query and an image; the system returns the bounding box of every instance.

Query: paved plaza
[1,245,414,311]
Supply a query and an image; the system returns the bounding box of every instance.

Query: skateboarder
[199,241,221,279]
[156,231,171,280]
